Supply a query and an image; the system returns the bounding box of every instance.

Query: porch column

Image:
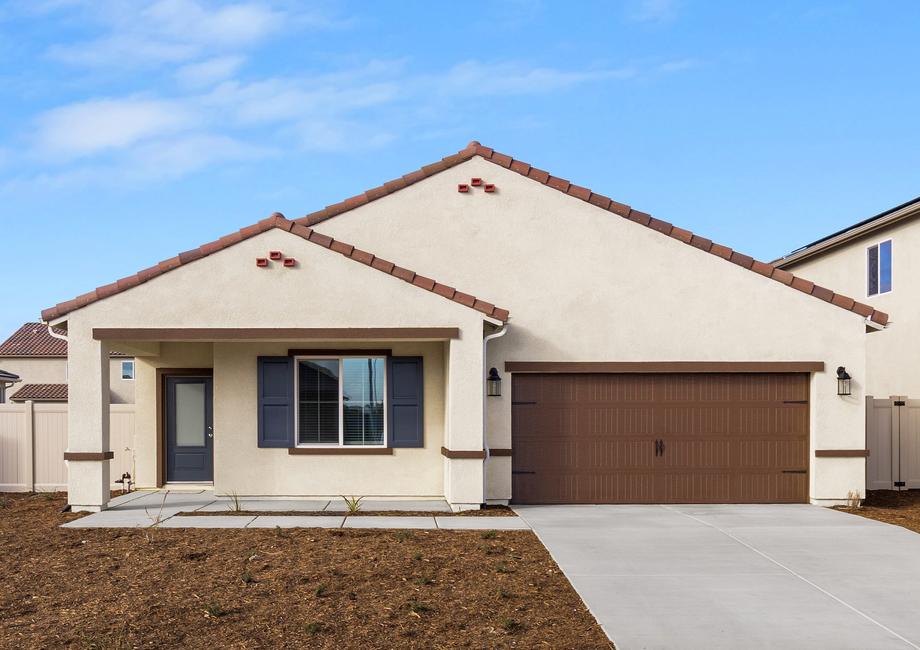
[444,334,485,510]
[66,333,111,512]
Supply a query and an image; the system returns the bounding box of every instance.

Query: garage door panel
[511,373,809,504]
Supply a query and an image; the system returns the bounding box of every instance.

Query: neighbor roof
[775,195,920,269]
[9,383,67,401]
[296,141,889,326]
[0,323,127,357]
[41,215,509,323]
[0,369,20,382]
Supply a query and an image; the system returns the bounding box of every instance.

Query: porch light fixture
[836,366,852,396]
[487,367,502,397]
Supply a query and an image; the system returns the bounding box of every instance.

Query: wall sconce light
[487,367,502,397]
[836,366,852,396]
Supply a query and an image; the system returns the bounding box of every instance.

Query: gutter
[46,323,68,343]
[482,323,508,505]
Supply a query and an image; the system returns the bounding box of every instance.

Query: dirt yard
[837,490,920,535]
[0,493,611,649]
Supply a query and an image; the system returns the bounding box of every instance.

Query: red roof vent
[457,184,470,193]
[283,258,296,267]
[256,258,269,267]
[269,250,283,260]
[470,178,483,186]
[484,183,496,193]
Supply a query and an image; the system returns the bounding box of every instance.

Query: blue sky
[1,0,919,337]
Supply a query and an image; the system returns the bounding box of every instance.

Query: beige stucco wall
[781,219,914,399]
[0,356,134,404]
[58,228,487,509]
[319,156,871,504]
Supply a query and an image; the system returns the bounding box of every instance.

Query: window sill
[288,447,393,455]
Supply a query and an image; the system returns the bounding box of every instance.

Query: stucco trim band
[94,328,461,341]
[64,451,114,461]
[441,447,487,459]
[814,449,869,457]
[504,361,826,373]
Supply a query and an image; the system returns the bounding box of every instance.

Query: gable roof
[775,195,920,268]
[296,141,889,327]
[0,322,128,357]
[9,383,67,401]
[41,215,509,324]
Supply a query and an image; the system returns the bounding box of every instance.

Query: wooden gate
[867,396,920,490]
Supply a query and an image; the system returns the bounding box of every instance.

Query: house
[775,195,920,490]
[0,322,135,404]
[42,142,886,512]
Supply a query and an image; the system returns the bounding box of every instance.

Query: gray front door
[166,376,213,482]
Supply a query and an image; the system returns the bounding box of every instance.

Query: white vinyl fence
[0,402,134,492]
[867,396,920,491]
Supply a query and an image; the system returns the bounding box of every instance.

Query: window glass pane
[342,358,385,445]
[880,240,892,293]
[121,361,134,380]
[867,245,879,295]
[298,360,339,444]
[175,382,205,447]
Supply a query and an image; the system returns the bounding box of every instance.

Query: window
[296,357,385,446]
[867,240,892,296]
[121,360,135,380]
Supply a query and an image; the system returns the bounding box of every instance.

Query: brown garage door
[511,373,809,504]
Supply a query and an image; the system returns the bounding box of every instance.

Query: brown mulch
[0,493,611,649]
[179,505,516,517]
[835,490,920,534]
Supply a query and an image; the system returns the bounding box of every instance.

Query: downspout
[482,323,508,505]
[47,323,68,342]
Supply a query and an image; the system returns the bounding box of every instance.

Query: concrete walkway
[516,504,920,650]
[61,490,528,530]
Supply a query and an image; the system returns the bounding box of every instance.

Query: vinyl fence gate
[867,396,920,491]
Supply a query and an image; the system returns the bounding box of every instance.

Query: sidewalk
[62,490,529,530]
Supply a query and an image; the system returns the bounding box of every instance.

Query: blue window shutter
[388,356,424,448]
[258,356,294,448]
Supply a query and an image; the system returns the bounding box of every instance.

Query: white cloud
[658,58,699,73]
[436,60,637,96]
[46,0,289,68]
[34,98,195,158]
[175,55,246,87]
[629,0,679,23]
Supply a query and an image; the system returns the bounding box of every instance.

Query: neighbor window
[867,240,892,296]
[296,357,385,446]
[121,360,135,380]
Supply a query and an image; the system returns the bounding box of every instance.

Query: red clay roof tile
[9,383,68,401]
[0,323,125,357]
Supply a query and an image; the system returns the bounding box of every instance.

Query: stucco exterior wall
[781,219,914,399]
[0,357,135,404]
[319,157,871,503]
[59,228,487,508]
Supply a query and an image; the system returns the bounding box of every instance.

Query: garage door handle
[660,439,665,455]
[655,439,663,456]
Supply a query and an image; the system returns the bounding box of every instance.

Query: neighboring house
[775,196,920,491]
[43,142,886,512]
[0,369,20,403]
[0,322,135,404]
[775,196,919,399]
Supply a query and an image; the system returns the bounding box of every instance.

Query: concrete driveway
[515,504,920,650]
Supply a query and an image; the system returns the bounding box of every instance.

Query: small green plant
[225,491,243,512]
[0,497,8,509]
[496,563,514,574]
[341,495,364,514]
[396,530,415,542]
[481,530,497,540]
[498,588,512,599]
[314,583,327,597]
[409,600,431,614]
[413,552,422,561]
[305,622,323,634]
[413,576,433,586]
[241,570,255,584]
[501,618,521,633]
[205,602,228,618]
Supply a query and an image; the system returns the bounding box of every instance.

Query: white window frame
[866,238,893,297]
[294,355,387,448]
[120,360,135,381]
